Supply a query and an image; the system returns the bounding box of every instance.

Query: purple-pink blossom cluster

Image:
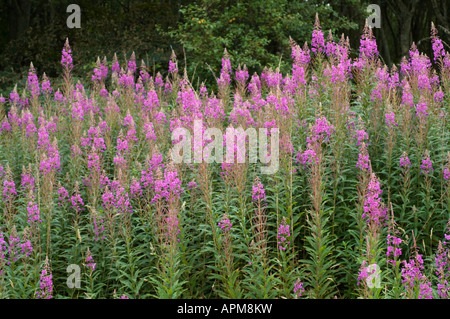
[399,153,411,169]
[86,249,96,273]
[362,173,387,225]
[277,218,291,251]
[218,215,232,233]
[420,151,433,175]
[26,201,42,224]
[401,253,433,299]
[36,260,53,299]
[252,178,266,202]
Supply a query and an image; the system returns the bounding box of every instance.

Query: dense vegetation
[0,13,449,299]
[1,0,449,94]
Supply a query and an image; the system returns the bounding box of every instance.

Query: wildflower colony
[0,15,449,299]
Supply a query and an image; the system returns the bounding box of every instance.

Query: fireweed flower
[399,152,412,169]
[39,141,61,175]
[41,74,52,94]
[61,38,73,70]
[355,21,378,67]
[444,154,450,181]
[130,178,142,199]
[1,119,11,133]
[3,179,17,201]
[431,23,446,62]
[417,74,432,93]
[356,143,371,171]
[127,52,136,74]
[235,65,249,86]
[293,279,305,298]
[93,215,106,242]
[277,218,291,251]
[21,170,35,193]
[444,167,450,181]
[102,182,133,215]
[85,248,96,273]
[187,181,198,190]
[387,234,402,263]
[434,89,444,104]
[7,227,20,265]
[252,177,266,202]
[296,148,318,168]
[362,173,387,225]
[168,60,178,74]
[306,116,334,144]
[87,152,101,173]
[54,90,65,103]
[357,261,381,287]
[27,63,40,98]
[401,253,433,299]
[141,153,164,189]
[57,186,69,206]
[71,187,84,214]
[152,167,183,204]
[0,232,6,257]
[27,201,42,224]
[143,90,159,112]
[118,72,135,88]
[311,14,325,54]
[218,215,232,233]
[36,257,53,299]
[385,111,398,127]
[9,89,20,105]
[217,50,232,89]
[91,59,105,83]
[20,239,33,258]
[355,129,369,146]
[416,99,429,119]
[435,240,450,298]
[0,232,6,273]
[420,150,433,175]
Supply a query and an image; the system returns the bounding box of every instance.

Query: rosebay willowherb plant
[0,16,448,300]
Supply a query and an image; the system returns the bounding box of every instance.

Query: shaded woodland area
[0,0,449,93]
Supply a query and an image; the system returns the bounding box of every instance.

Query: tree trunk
[9,0,31,39]
[399,13,413,58]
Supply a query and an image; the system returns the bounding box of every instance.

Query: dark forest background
[0,0,449,94]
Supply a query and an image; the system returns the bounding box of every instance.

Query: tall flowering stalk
[401,238,433,299]
[311,13,325,68]
[356,141,372,247]
[297,115,335,298]
[218,49,232,108]
[276,217,294,297]
[386,203,403,298]
[84,248,96,298]
[61,38,73,100]
[434,222,450,299]
[36,257,53,299]
[444,153,450,219]
[27,62,40,111]
[420,150,434,242]
[251,177,267,256]
[358,172,387,299]
[244,177,277,298]
[150,163,186,299]
[216,214,241,298]
[0,231,6,297]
